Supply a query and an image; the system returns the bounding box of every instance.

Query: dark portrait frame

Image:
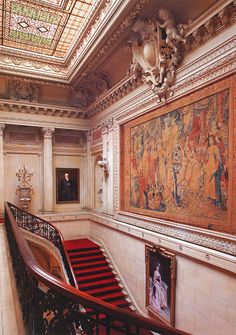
[146,245,176,326]
[56,168,80,203]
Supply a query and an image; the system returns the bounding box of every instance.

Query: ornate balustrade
[8,202,77,289]
[4,202,191,335]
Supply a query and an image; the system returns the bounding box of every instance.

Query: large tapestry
[121,80,233,231]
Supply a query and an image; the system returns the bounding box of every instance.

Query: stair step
[74,265,111,276]
[65,238,134,317]
[72,259,108,270]
[77,272,115,284]
[85,285,122,297]
[96,291,126,302]
[68,249,103,259]
[64,238,99,251]
[70,254,106,264]
[108,298,130,308]
[79,277,118,290]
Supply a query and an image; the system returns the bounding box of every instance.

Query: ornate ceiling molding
[88,25,236,118]
[0,0,149,82]
[69,0,151,83]
[0,0,234,103]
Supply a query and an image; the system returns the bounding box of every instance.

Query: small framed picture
[146,245,176,326]
[56,168,80,203]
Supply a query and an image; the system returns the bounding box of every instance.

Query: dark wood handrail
[8,202,78,289]
[5,202,191,335]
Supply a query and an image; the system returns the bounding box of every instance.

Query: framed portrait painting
[146,245,176,326]
[56,168,80,203]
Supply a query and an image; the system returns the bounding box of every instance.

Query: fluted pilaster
[0,124,5,216]
[42,127,54,212]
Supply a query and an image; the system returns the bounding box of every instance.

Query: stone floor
[0,224,26,335]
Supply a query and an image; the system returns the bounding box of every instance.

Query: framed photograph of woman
[56,168,80,203]
[146,245,176,326]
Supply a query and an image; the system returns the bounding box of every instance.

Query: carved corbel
[204,16,219,36]
[192,26,207,44]
[218,6,231,26]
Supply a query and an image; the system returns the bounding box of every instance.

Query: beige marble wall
[53,154,84,212]
[4,152,42,213]
[176,256,236,335]
[59,219,236,335]
[2,125,89,214]
[0,225,26,335]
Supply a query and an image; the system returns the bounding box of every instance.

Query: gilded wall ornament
[129,8,187,102]
[16,165,34,211]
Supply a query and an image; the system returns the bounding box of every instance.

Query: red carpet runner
[64,238,131,312]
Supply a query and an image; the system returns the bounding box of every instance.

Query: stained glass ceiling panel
[2,0,95,58]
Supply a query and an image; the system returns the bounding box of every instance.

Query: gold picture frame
[146,245,176,326]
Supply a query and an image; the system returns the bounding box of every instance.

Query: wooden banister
[5,202,191,335]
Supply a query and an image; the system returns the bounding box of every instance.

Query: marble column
[0,124,5,216]
[42,127,54,213]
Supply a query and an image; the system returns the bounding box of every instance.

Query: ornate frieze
[184,1,236,51]
[114,212,236,257]
[8,80,40,102]
[0,99,84,119]
[71,72,112,108]
[88,76,141,118]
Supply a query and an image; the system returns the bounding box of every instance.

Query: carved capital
[101,118,114,133]
[86,130,92,142]
[42,127,55,139]
[0,124,5,136]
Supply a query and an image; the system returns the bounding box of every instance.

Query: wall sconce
[98,158,109,177]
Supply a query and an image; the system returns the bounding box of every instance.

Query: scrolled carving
[128,8,187,103]
[8,80,40,102]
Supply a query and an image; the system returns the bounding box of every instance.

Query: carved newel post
[16,165,34,211]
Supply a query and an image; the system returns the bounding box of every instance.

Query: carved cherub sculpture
[157,8,186,51]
